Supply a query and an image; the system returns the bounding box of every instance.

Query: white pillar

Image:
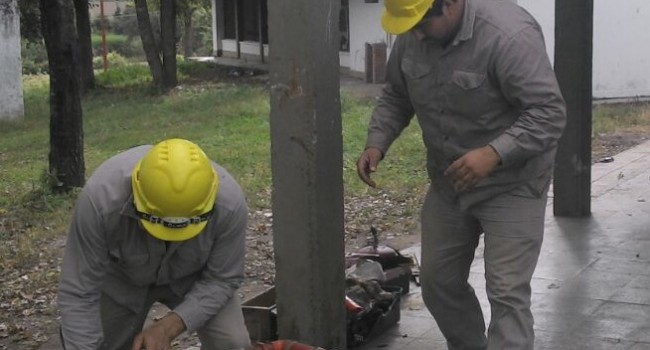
[211,0,223,56]
[0,0,24,121]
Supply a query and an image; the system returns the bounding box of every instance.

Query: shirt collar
[121,194,139,220]
[450,0,476,46]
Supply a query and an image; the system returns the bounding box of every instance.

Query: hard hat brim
[381,8,428,35]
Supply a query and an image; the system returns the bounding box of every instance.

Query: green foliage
[191,7,214,56]
[18,0,41,40]
[91,33,143,57]
[21,40,49,75]
[110,6,140,38]
[181,6,214,56]
[593,102,650,135]
[92,51,129,70]
[95,63,153,88]
[91,6,159,58]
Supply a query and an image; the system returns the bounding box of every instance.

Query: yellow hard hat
[132,138,219,241]
[382,0,435,35]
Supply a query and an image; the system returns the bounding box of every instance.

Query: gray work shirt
[366,0,566,209]
[58,145,248,349]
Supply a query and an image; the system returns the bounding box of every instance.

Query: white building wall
[518,0,650,99]
[0,0,24,121]
[345,0,650,99]
[346,1,387,74]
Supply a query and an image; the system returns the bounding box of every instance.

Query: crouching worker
[58,138,251,350]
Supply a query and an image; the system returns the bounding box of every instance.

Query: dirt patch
[592,131,650,163]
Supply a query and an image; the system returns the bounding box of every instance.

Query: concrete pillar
[211,0,223,56]
[0,0,24,121]
[268,0,346,348]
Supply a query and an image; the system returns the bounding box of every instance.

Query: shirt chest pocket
[447,70,494,117]
[451,70,485,90]
[401,58,435,104]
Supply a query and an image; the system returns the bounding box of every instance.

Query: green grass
[593,102,650,134]
[0,62,428,268]
[91,33,129,47]
[2,64,428,211]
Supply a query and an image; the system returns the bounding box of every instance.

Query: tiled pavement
[357,140,650,350]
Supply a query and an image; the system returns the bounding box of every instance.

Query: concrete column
[268,0,346,348]
[211,0,223,56]
[0,0,24,121]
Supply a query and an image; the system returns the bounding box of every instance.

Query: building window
[223,0,268,44]
[339,0,350,52]
[340,0,350,52]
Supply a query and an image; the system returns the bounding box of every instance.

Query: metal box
[242,286,278,342]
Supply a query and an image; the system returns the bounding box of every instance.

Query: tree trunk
[160,0,177,89]
[73,0,95,93]
[134,0,165,90]
[39,0,85,191]
[183,11,193,59]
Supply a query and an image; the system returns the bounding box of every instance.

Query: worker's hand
[444,145,501,192]
[357,147,384,188]
[131,312,186,350]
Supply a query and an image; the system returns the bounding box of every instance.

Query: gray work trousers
[420,184,548,350]
[97,285,251,350]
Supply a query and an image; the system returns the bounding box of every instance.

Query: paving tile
[567,302,650,343]
[531,295,605,334]
[610,275,650,304]
[552,269,635,299]
[354,330,414,350]
[382,314,438,338]
[534,332,636,350]
[399,337,447,350]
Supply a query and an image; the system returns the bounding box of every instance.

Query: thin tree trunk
[160,0,177,89]
[73,0,95,93]
[183,12,193,59]
[134,0,165,90]
[40,0,85,191]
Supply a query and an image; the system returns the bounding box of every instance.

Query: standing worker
[357,0,566,349]
[58,138,251,350]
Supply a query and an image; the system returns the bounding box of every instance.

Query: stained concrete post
[0,0,24,121]
[268,0,346,349]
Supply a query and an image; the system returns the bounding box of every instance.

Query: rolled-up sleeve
[172,199,248,332]
[489,26,566,166]
[58,191,109,350]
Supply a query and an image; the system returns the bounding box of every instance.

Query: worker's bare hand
[131,325,171,350]
[357,147,383,188]
[444,145,501,192]
[131,313,185,350]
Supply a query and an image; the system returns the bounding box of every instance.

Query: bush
[95,64,152,88]
[21,40,49,75]
[93,52,129,70]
